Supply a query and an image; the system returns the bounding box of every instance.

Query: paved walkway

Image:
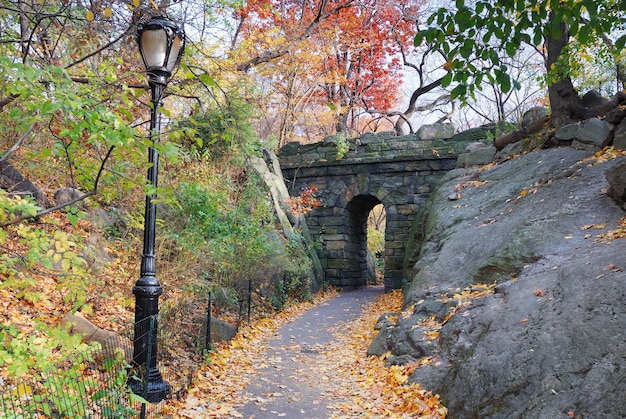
[236,286,383,418]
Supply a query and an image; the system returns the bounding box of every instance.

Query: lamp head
[137,15,185,86]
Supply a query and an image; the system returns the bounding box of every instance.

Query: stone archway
[278,131,475,289]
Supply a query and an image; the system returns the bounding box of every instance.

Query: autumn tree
[231,0,422,142]
[415,0,626,129]
[0,1,151,216]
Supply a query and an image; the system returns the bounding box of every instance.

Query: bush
[174,95,262,164]
[158,165,315,323]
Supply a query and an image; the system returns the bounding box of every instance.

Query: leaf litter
[169,289,447,418]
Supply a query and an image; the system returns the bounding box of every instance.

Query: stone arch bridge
[278,130,479,291]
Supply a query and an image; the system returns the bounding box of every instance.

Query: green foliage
[92,352,145,417]
[367,227,385,273]
[484,122,518,143]
[176,94,262,163]
[282,233,313,303]
[415,0,626,102]
[0,192,40,224]
[367,227,384,259]
[0,218,92,310]
[335,135,349,160]
[159,164,315,320]
[0,322,89,379]
[0,339,143,418]
[164,170,275,288]
[568,40,626,96]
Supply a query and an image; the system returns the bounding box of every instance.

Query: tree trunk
[545,12,586,128]
[336,111,349,135]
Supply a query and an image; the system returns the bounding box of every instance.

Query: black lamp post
[130,15,184,404]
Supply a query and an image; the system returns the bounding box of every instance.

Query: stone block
[327,259,346,268]
[574,117,611,147]
[614,118,626,150]
[396,204,417,215]
[417,123,456,140]
[457,146,496,167]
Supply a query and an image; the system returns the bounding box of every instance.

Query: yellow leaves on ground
[453,179,491,196]
[451,282,496,301]
[421,315,443,342]
[478,162,497,171]
[580,145,626,165]
[436,282,497,326]
[173,288,448,418]
[595,216,626,242]
[169,289,339,417]
[581,223,607,230]
[517,180,551,198]
[326,290,447,418]
[438,282,496,305]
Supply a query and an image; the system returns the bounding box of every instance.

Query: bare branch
[0,124,34,163]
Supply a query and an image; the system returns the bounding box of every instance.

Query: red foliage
[285,185,321,215]
[235,0,423,131]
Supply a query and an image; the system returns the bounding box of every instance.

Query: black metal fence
[0,284,268,418]
[0,313,199,419]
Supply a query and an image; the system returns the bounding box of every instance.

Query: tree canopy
[415,0,626,127]
[231,0,423,142]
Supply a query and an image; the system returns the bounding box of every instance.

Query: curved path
[236,286,383,418]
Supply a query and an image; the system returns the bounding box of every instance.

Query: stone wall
[278,129,474,290]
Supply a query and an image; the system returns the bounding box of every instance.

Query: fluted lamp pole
[130,15,184,404]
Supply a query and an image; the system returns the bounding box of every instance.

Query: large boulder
[613,118,626,150]
[606,158,626,209]
[198,316,237,343]
[521,106,549,130]
[417,123,455,140]
[0,160,50,208]
[54,187,85,206]
[572,117,612,150]
[383,147,626,417]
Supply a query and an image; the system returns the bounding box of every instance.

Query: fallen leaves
[171,289,447,418]
[324,290,447,418]
[595,216,626,242]
[453,179,490,193]
[168,289,340,417]
[436,282,497,326]
[438,282,497,305]
[580,145,626,165]
[517,180,551,199]
[601,263,623,272]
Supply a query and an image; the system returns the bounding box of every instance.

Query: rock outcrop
[374,147,626,417]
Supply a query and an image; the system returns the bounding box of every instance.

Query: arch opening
[367,203,386,284]
[346,194,383,286]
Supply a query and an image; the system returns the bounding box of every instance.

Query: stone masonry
[278,129,476,291]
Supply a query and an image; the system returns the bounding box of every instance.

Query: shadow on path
[237,286,383,418]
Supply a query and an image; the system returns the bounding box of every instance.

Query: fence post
[205,291,215,351]
[247,279,252,324]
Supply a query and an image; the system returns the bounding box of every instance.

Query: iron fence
[0,315,188,419]
[0,283,272,418]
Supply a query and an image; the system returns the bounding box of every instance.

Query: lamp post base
[129,370,171,403]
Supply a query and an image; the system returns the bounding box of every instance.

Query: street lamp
[130,15,184,404]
